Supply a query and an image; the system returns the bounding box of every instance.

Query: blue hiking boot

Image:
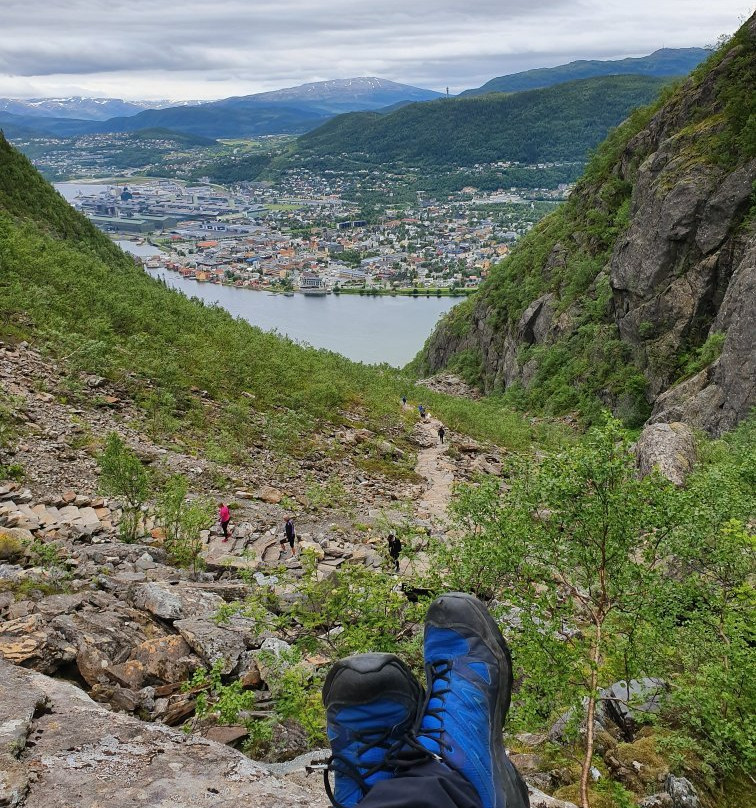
[323,652,423,808]
[414,592,530,808]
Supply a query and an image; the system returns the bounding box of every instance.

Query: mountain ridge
[0,96,200,121]
[460,47,711,96]
[1,78,442,140]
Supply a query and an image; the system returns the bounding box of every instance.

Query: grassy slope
[0,135,558,452]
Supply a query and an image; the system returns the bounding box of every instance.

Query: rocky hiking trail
[414,413,455,526]
[0,344,705,808]
[0,346,502,807]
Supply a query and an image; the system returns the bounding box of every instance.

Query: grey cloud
[0,0,749,98]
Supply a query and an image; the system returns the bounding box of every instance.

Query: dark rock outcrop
[417,15,756,436]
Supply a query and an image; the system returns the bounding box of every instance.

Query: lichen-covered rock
[174,617,249,674]
[526,784,579,808]
[0,657,327,807]
[128,580,225,621]
[121,634,201,686]
[665,774,701,808]
[636,423,697,486]
[600,678,668,737]
[0,613,75,673]
[51,599,168,686]
[638,795,673,807]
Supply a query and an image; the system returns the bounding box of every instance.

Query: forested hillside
[294,75,671,167]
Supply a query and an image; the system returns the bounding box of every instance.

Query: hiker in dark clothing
[387,533,402,572]
[402,395,407,407]
[281,516,297,557]
[418,404,425,419]
[437,425,445,444]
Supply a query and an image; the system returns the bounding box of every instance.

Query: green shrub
[156,475,214,576]
[98,432,149,543]
[0,532,23,561]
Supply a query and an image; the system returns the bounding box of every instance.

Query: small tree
[429,419,679,808]
[98,432,149,543]
[155,474,214,578]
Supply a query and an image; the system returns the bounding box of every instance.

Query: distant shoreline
[334,287,473,298]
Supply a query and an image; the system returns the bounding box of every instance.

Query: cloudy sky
[0,0,752,100]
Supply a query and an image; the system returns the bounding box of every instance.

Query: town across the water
[60,175,567,294]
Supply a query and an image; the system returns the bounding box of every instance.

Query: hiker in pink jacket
[218,502,231,542]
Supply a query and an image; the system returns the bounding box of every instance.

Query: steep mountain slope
[294,75,671,167]
[460,47,709,96]
[413,16,756,435]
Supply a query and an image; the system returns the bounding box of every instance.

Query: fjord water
[145,267,459,367]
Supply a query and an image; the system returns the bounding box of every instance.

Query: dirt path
[414,415,455,526]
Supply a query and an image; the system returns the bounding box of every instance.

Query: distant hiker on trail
[418,404,426,419]
[402,395,407,407]
[437,425,445,444]
[281,516,297,557]
[218,502,231,542]
[387,533,402,572]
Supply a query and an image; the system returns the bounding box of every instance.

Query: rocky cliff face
[418,14,755,436]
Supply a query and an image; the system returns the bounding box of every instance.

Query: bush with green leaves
[186,660,257,725]
[155,474,214,576]
[97,432,149,543]
[425,417,754,807]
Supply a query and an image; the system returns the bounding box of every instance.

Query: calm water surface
[145,268,460,367]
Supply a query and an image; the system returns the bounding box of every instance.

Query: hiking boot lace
[404,659,454,760]
[324,726,402,808]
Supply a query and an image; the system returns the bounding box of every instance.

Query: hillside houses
[65,173,559,293]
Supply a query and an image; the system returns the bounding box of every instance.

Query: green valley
[0,18,753,808]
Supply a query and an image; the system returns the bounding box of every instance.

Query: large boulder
[0,613,75,674]
[601,678,668,739]
[0,657,326,807]
[128,581,225,621]
[174,618,249,674]
[635,422,696,486]
[51,597,169,686]
[107,635,201,689]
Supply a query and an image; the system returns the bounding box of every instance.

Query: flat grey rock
[0,658,327,808]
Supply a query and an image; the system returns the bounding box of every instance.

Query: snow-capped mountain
[0,97,200,121]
